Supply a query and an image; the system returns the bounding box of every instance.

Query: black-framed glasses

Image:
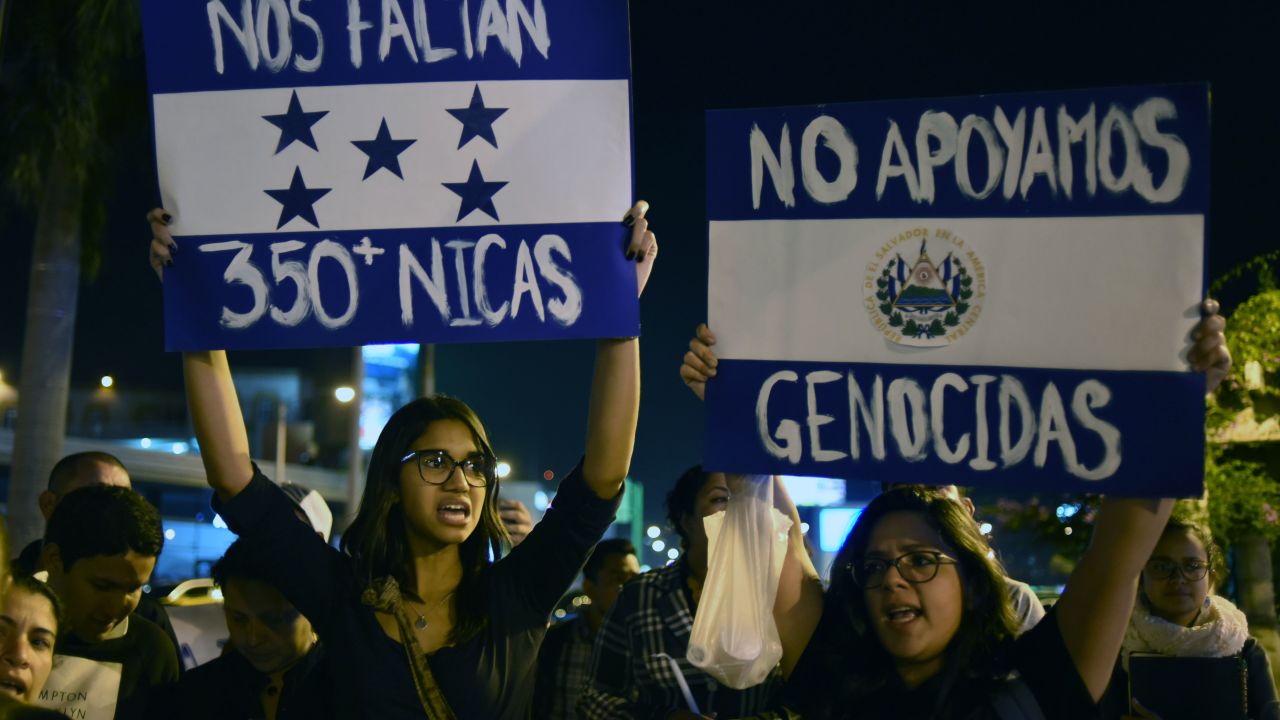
[400,450,493,488]
[850,551,958,589]
[1145,558,1210,581]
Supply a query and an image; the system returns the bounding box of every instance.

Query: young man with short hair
[36,486,178,720]
[534,538,640,719]
[13,452,130,577]
[13,452,180,659]
[148,539,334,718]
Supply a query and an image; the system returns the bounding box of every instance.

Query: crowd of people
[0,201,1264,720]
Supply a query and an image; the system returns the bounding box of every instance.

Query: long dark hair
[340,395,509,643]
[801,487,1019,718]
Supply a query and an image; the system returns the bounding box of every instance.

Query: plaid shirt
[534,614,596,720]
[579,560,780,720]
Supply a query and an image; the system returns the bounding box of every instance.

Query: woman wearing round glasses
[148,202,657,719]
[1097,514,1279,719]
[679,305,1233,720]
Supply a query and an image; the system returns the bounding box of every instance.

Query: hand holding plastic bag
[686,474,792,689]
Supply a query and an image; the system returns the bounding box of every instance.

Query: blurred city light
[495,461,512,479]
[646,525,661,539]
[818,507,863,552]
[171,442,189,454]
[667,548,680,560]
[979,522,993,535]
[140,438,152,449]
[334,386,356,403]
[533,491,549,511]
[164,528,177,541]
[100,375,114,388]
[652,540,666,552]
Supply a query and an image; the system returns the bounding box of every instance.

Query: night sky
[2,1,1277,523]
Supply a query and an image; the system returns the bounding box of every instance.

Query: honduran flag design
[141,0,636,351]
[704,84,1210,496]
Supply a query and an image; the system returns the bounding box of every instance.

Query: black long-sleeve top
[214,463,620,719]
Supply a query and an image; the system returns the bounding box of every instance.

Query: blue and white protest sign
[704,84,1209,496]
[141,0,636,351]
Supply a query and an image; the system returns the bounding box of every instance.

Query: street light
[100,375,114,389]
[495,461,512,479]
[334,386,356,403]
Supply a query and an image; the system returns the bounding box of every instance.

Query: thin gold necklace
[406,591,455,630]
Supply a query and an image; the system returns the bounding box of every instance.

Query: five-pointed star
[442,160,508,222]
[264,167,331,229]
[351,118,417,180]
[263,90,329,154]
[445,85,508,149]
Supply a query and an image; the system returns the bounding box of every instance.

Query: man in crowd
[534,538,640,719]
[12,452,180,656]
[149,538,332,720]
[13,452,130,576]
[0,518,63,720]
[37,486,178,719]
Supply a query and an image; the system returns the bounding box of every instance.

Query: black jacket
[1099,637,1280,720]
[148,642,333,720]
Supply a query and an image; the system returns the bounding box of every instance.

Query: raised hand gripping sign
[141,0,636,351]
[705,84,1209,496]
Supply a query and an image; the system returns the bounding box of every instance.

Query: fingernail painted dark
[162,213,173,224]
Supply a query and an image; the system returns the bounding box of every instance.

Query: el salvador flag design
[703,84,1210,497]
[141,0,637,351]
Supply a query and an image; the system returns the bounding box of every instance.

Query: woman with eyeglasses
[147,202,656,720]
[1097,513,1279,720]
[679,304,1232,720]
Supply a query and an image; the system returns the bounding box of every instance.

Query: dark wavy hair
[45,486,163,569]
[340,396,509,644]
[798,487,1019,718]
[666,465,709,550]
[8,575,64,650]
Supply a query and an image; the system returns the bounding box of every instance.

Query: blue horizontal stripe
[703,358,1205,497]
[142,0,632,94]
[163,221,639,350]
[706,83,1209,220]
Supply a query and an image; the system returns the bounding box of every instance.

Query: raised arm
[721,472,824,678]
[149,209,253,501]
[685,326,823,676]
[770,475,824,677]
[1054,496,1174,699]
[582,201,656,499]
[1054,301,1230,700]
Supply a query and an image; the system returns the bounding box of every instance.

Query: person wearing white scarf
[1099,518,1279,720]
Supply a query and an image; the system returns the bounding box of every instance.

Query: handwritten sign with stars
[141,0,637,351]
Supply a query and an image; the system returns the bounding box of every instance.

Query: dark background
[2,1,1277,521]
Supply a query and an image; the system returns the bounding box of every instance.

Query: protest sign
[704,84,1209,496]
[37,655,123,720]
[141,0,636,351]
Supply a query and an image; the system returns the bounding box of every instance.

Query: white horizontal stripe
[709,215,1203,372]
[153,79,631,236]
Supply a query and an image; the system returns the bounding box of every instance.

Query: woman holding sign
[149,203,656,720]
[679,308,1230,720]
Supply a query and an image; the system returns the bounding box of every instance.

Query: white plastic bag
[686,475,792,689]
